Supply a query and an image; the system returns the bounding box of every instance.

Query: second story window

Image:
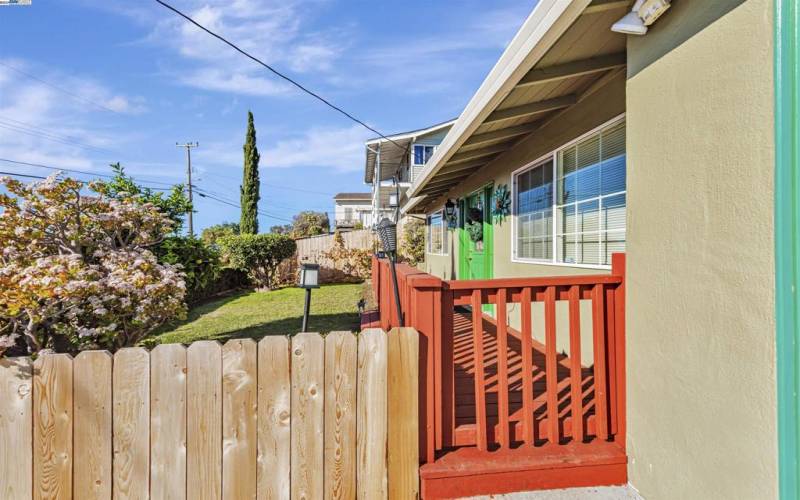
[413,144,435,166]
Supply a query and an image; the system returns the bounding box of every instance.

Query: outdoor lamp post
[299,263,320,332]
[376,217,404,326]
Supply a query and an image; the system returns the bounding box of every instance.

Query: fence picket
[357,328,388,500]
[388,328,419,500]
[222,339,258,500]
[33,354,73,500]
[150,344,187,500]
[568,285,584,443]
[324,331,358,500]
[470,290,488,451]
[188,341,223,500]
[113,348,149,500]
[257,336,291,500]
[0,357,32,500]
[291,332,325,500]
[74,351,112,500]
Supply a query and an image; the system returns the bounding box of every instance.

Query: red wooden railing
[371,254,626,464]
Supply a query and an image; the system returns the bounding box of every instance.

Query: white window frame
[511,114,626,270]
[426,209,448,256]
[412,144,436,167]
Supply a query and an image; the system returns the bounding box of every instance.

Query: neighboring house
[372,0,789,498]
[364,119,455,227]
[333,192,372,231]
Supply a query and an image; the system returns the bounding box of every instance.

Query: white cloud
[266,125,371,171]
[0,59,148,177]
[141,0,344,96]
[194,124,371,177]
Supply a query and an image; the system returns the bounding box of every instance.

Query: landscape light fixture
[299,262,320,332]
[376,217,403,326]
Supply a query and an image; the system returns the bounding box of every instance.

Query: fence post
[406,273,444,465]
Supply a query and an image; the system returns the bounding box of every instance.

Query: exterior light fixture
[299,262,320,332]
[444,199,456,219]
[611,0,670,35]
[376,218,403,325]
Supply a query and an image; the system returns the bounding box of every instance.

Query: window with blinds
[515,159,553,260]
[513,118,626,267]
[427,210,447,254]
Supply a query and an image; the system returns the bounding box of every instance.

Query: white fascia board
[407,0,592,199]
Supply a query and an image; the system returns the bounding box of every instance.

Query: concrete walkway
[465,484,642,499]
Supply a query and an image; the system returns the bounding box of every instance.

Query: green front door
[459,185,494,281]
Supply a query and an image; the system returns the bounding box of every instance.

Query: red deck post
[591,283,609,441]
[544,286,559,445]
[496,288,510,448]
[611,253,626,448]
[568,285,584,443]
[470,289,488,451]
[441,287,455,449]
[520,287,535,445]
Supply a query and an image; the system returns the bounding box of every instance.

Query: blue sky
[0,0,534,232]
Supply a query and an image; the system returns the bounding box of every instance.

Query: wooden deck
[370,254,628,498]
[421,309,626,498]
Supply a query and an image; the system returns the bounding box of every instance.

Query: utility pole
[176,142,199,237]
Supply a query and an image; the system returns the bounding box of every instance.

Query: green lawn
[154,283,364,345]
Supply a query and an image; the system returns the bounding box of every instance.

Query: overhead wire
[0,61,121,114]
[153,0,406,150]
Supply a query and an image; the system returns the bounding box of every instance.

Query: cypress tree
[240,110,261,234]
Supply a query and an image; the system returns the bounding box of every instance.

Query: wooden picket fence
[0,328,419,500]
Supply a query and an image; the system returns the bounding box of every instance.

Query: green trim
[776,0,800,497]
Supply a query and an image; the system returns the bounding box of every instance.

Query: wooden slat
[257,336,291,500]
[74,351,112,499]
[517,52,627,87]
[113,348,149,500]
[34,354,73,500]
[150,343,187,500]
[605,285,618,436]
[388,328,419,500]
[291,332,325,500]
[357,328,388,499]
[568,285,584,443]
[485,94,577,124]
[520,287,535,445]
[544,286,560,444]
[222,339,258,500]
[592,284,609,440]
[187,341,222,500]
[0,357,33,499]
[324,331,357,500]
[441,290,456,449]
[495,289,510,448]
[470,290,488,451]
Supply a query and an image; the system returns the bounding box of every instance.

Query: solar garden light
[376,217,404,326]
[299,262,320,332]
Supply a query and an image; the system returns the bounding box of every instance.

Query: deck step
[420,441,627,499]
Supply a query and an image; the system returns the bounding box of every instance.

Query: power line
[0,116,119,156]
[153,0,405,150]
[0,61,121,114]
[195,191,293,222]
[0,158,176,190]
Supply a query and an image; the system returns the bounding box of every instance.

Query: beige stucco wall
[625,1,776,498]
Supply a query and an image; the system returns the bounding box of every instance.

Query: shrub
[201,222,240,248]
[323,230,372,281]
[400,219,425,266]
[219,233,296,289]
[0,174,186,355]
[154,237,224,304]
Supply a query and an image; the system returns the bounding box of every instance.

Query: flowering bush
[0,174,186,355]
